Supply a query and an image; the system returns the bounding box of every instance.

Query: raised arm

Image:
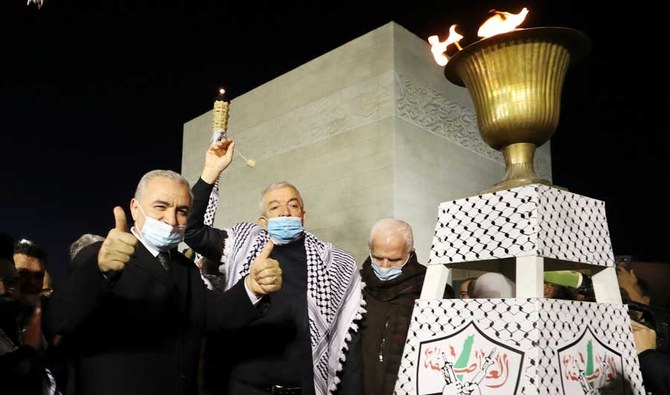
[184,140,235,260]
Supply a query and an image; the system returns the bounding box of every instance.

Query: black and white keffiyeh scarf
[219,222,365,395]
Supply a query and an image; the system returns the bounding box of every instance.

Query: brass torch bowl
[444,27,590,193]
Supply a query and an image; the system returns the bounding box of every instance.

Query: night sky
[2,0,668,283]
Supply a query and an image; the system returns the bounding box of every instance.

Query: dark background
[2,0,668,283]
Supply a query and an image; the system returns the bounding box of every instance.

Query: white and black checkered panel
[429,185,614,267]
[396,299,538,394]
[429,187,539,264]
[396,299,644,395]
[536,185,614,267]
[537,300,644,395]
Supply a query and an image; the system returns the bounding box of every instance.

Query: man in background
[68,234,105,262]
[0,254,50,395]
[459,277,477,299]
[357,218,426,395]
[13,239,47,306]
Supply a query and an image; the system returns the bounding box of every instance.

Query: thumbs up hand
[98,206,138,273]
[246,241,282,296]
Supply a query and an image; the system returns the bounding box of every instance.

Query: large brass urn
[444,27,590,193]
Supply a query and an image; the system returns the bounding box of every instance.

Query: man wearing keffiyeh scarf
[184,139,365,395]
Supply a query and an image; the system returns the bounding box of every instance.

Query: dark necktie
[157,252,171,272]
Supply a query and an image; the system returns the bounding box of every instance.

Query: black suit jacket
[45,241,265,395]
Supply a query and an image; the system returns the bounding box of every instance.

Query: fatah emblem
[417,322,523,394]
[558,327,623,394]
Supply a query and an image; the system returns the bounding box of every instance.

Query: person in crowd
[616,256,650,305]
[68,234,105,261]
[355,218,427,395]
[184,139,364,395]
[543,282,575,300]
[14,239,55,340]
[12,239,58,393]
[14,239,48,306]
[470,272,515,298]
[631,320,670,394]
[44,169,282,395]
[61,233,113,393]
[55,232,107,394]
[0,257,21,351]
[616,256,670,354]
[458,277,477,299]
[0,256,51,395]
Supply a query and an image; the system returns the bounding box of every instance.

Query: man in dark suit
[45,169,282,395]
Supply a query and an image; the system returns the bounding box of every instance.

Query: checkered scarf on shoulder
[219,222,365,395]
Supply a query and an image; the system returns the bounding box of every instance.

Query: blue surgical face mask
[370,254,410,281]
[266,216,303,245]
[137,203,185,252]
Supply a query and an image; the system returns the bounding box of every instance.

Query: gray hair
[135,169,192,201]
[69,233,105,260]
[368,218,414,251]
[258,181,304,215]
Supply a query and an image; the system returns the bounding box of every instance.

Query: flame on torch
[211,87,255,168]
[429,7,530,66]
[212,88,230,136]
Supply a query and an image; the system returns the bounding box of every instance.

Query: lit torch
[211,88,230,142]
[211,88,255,167]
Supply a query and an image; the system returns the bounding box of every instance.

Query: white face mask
[369,253,411,281]
[136,203,185,252]
[266,216,303,245]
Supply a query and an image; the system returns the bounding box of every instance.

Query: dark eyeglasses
[0,276,21,289]
[17,269,45,281]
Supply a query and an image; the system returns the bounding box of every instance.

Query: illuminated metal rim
[444,26,592,87]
